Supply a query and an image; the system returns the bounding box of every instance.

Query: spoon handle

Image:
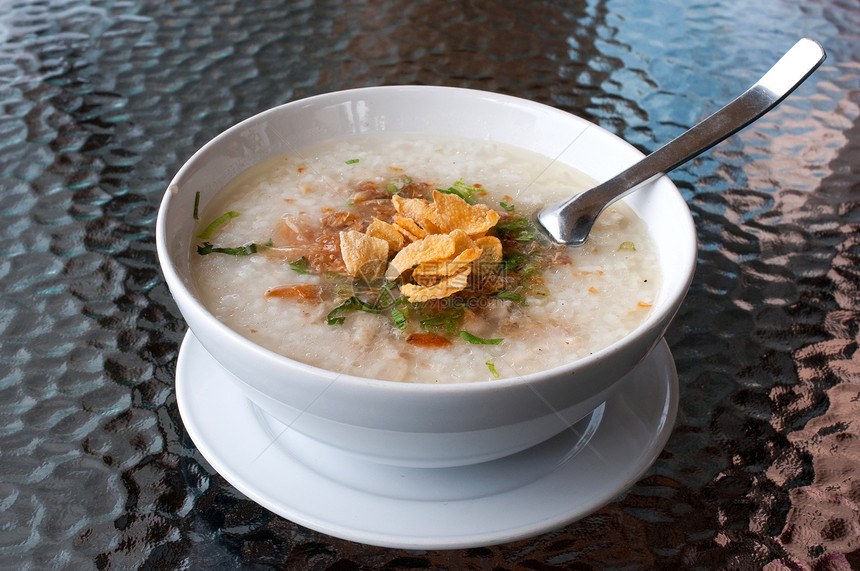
[539,38,827,245]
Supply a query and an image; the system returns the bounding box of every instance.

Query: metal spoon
[538,38,826,245]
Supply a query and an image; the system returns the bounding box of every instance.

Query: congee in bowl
[191,133,659,383]
[157,85,696,467]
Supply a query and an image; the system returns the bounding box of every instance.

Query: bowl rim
[156,84,697,395]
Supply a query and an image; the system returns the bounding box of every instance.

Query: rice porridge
[190,134,659,383]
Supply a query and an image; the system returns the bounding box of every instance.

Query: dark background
[2,0,860,568]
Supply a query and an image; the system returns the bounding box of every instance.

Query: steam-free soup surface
[191,134,659,383]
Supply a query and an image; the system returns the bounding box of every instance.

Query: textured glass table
[2,0,860,568]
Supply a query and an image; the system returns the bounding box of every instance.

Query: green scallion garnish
[326,296,381,325]
[193,192,200,220]
[345,158,360,164]
[619,241,636,251]
[375,280,398,307]
[495,290,526,304]
[391,305,408,330]
[420,307,464,335]
[519,264,540,280]
[196,239,271,257]
[495,216,536,242]
[437,187,468,201]
[486,360,500,378]
[197,242,258,256]
[437,179,482,204]
[459,331,503,345]
[197,211,240,239]
[502,252,530,270]
[289,257,311,275]
[499,201,515,212]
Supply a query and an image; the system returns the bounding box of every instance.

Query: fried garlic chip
[339,230,389,279]
[400,267,472,302]
[365,217,403,254]
[448,228,475,255]
[411,260,445,287]
[469,236,503,284]
[474,235,503,264]
[377,187,504,301]
[412,246,483,283]
[388,233,455,276]
[392,195,442,234]
[393,215,428,243]
[432,190,501,236]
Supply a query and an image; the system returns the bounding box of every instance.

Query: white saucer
[176,332,679,549]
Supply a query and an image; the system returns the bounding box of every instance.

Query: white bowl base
[176,331,679,549]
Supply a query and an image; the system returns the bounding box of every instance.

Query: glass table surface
[2,0,860,568]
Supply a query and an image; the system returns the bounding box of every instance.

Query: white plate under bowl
[176,331,679,549]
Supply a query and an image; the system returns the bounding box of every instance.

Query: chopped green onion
[374,280,400,307]
[499,201,515,212]
[519,264,540,280]
[197,211,240,239]
[501,252,539,281]
[420,307,464,335]
[386,183,399,194]
[437,179,482,204]
[502,252,530,270]
[345,158,360,164]
[454,179,482,195]
[197,242,260,256]
[495,216,536,242]
[459,331,503,345]
[530,283,550,297]
[619,241,636,251]
[346,199,354,206]
[193,192,200,220]
[498,218,529,231]
[289,257,311,275]
[437,187,468,201]
[196,239,271,256]
[391,305,408,330]
[495,290,526,304]
[326,296,381,325]
[486,360,500,378]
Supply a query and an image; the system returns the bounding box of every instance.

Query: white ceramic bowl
[157,86,696,468]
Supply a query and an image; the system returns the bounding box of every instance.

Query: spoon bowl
[538,38,826,245]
